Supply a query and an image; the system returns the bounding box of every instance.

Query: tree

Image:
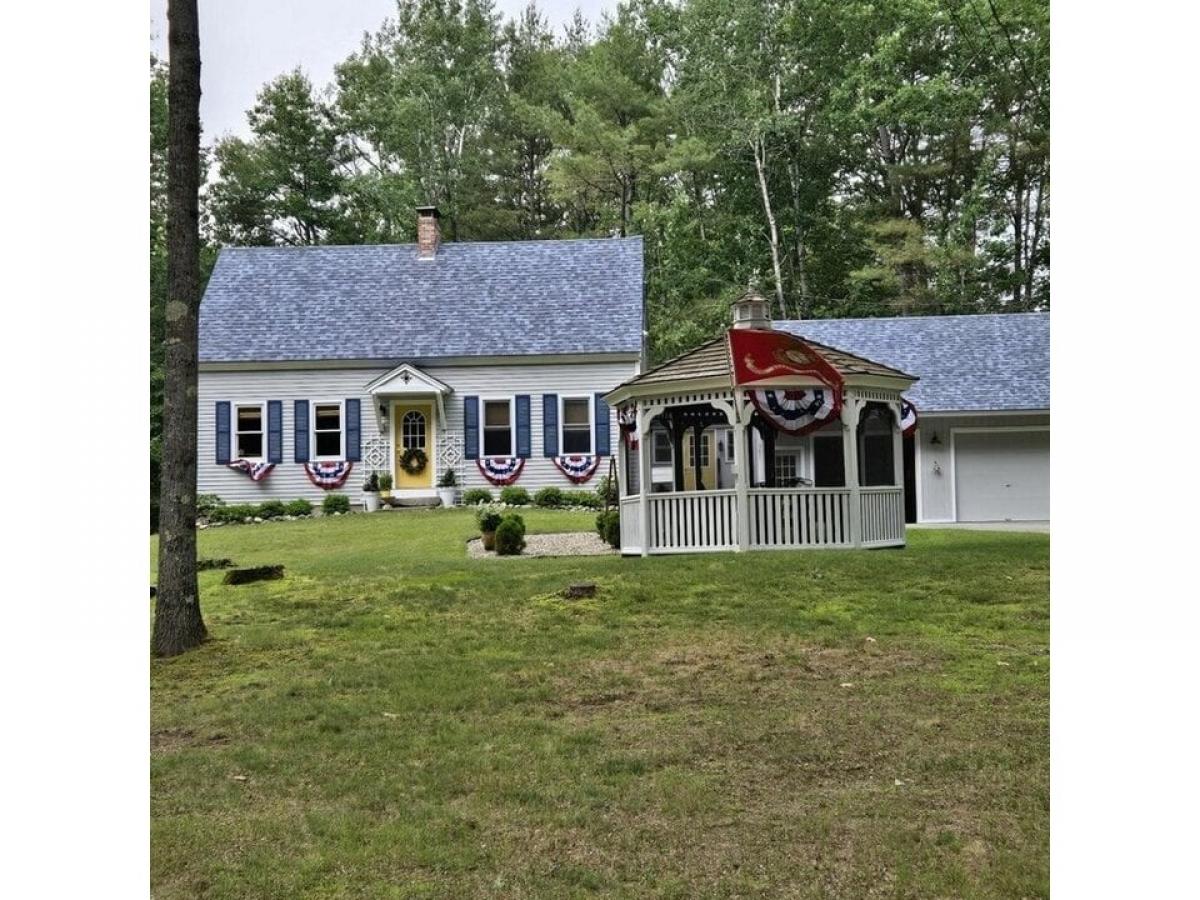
[153,0,207,656]
[150,56,169,531]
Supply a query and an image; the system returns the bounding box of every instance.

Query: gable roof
[776,312,1048,413]
[199,236,644,363]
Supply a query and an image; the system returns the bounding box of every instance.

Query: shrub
[499,486,530,506]
[495,514,526,555]
[596,510,621,549]
[209,503,258,524]
[362,471,380,492]
[257,499,287,520]
[565,490,602,509]
[285,499,313,517]
[197,494,225,518]
[476,504,504,534]
[534,486,564,508]
[322,493,351,515]
[378,472,393,492]
[437,468,458,488]
[596,475,618,507]
[462,487,492,506]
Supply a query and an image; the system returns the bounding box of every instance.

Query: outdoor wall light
[929,431,942,445]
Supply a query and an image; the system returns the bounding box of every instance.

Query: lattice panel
[363,437,392,473]
[440,432,465,482]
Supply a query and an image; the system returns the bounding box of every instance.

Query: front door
[394,402,435,490]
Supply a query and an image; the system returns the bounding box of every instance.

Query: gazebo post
[637,405,654,557]
[890,402,904,491]
[842,395,864,547]
[733,400,750,551]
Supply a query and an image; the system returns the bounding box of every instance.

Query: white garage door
[954,430,1049,522]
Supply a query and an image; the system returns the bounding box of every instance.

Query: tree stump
[222,565,285,586]
[563,582,597,600]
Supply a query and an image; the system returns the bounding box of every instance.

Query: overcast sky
[150,0,618,143]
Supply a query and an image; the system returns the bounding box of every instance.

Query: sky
[150,0,618,144]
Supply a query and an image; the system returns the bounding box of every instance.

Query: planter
[481,530,496,551]
[380,489,392,500]
[362,492,380,512]
[437,487,457,508]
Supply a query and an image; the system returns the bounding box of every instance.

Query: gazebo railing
[859,486,905,546]
[648,489,738,553]
[619,495,643,553]
[748,487,852,549]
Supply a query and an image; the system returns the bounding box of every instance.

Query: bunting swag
[749,388,841,436]
[477,457,524,486]
[227,459,275,482]
[900,401,918,437]
[617,405,639,449]
[303,461,353,489]
[553,455,599,484]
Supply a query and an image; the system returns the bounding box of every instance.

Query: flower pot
[482,531,496,551]
[380,489,392,500]
[362,492,380,512]
[437,487,457,508]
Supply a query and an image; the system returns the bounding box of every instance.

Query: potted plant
[476,505,503,552]
[361,471,381,512]
[437,468,458,507]
[378,471,393,501]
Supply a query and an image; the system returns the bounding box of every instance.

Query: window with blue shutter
[215,401,231,464]
[267,401,283,464]
[516,395,531,458]
[594,393,611,456]
[542,394,559,457]
[464,396,479,459]
[345,398,361,461]
[293,400,310,462]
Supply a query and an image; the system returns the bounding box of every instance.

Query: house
[196,207,643,505]
[776,313,1049,524]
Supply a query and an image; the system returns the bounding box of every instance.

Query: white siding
[914,413,1050,522]
[197,359,639,504]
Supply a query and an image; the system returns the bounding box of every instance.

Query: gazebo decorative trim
[605,291,919,556]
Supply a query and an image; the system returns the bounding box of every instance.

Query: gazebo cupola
[604,298,920,556]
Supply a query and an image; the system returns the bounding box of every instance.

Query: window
[235,404,264,460]
[483,399,513,457]
[716,428,734,463]
[687,432,710,468]
[402,410,426,450]
[652,430,673,465]
[561,396,592,454]
[313,402,343,459]
[775,452,798,485]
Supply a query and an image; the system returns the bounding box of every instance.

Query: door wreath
[399,446,428,475]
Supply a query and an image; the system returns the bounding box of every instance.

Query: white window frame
[558,395,594,456]
[311,399,346,462]
[480,396,516,459]
[651,428,673,466]
[687,431,711,468]
[234,401,266,462]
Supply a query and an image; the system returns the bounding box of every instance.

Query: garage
[954,429,1049,522]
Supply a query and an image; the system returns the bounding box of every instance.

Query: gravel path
[467,531,617,559]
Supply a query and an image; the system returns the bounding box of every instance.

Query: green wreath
[399,446,428,476]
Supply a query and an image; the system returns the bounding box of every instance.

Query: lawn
[151,509,1049,899]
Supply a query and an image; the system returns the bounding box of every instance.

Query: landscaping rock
[223,565,285,585]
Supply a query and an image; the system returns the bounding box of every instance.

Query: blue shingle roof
[199,237,644,363]
[777,313,1048,412]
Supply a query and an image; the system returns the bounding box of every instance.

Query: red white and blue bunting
[477,457,525,486]
[227,460,275,482]
[617,405,639,449]
[900,400,918,437]
[303,461,353,489]
[748,388,841,436]
[553,455,600,484]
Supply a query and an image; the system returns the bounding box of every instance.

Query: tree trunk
[153,0,207,657]
[751,136,787,319]
[786,159,810,317]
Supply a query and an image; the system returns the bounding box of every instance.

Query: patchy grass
[151,509,1049,898]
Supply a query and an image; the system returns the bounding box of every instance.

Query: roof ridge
[218,235,644,253]
[778,311,1047,325]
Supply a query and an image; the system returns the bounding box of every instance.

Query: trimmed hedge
[462,488,493,506]
[533,486,564,508]
[499,486,530,506]
[596,510,621,549]
[257,499,287,520]
[322,493,351,515]
[285,499,313,517]
[495,513,526,555]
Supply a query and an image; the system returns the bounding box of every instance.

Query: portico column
[842,395,864,547]
[733,398,750,551]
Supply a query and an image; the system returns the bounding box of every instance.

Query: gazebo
[605,291,919,555]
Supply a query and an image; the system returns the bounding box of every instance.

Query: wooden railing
[647,489,738,553]
[748,487,852,549]
[618,496,643,553]
[859,486,905,546]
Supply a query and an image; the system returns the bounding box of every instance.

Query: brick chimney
[416,205,440,259]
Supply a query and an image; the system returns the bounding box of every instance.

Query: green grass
[151,509,1049,899]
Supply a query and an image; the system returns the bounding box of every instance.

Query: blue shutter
[516,395,531,458]
[267,401,283,464]
[215,401,231,464]
[594,393,611,456]
[464,396,479,460]
[294,400,310,462]
[542,394,559,457]
[345,398,361,461]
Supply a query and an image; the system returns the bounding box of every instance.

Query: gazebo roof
[608,328,916,401]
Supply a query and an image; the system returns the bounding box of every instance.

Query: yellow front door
[394,403,435,490]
